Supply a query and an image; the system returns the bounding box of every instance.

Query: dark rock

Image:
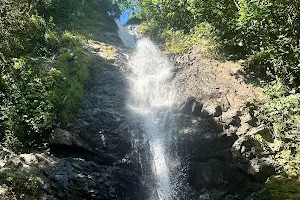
[42,157,140,200]
[231,135,276,182]
[179,97,203,117]
[201,105,223,118]
[224,195,237,200]
[229,116,241,127]
[126,18,142,25]
[248,158,276,182]
[49,129,92,151]
[221,110,242,129]
[236,123,251,136]
[250,126,274,143]
[240,112,257,126]
[190,159,262,199]
[232,136,263,160]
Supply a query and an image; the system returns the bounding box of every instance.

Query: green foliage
[236,0,300,86]
[263,175,300,200]
[1,58,55,152]
[0,0,49,59]
[0,170,42,199]
[163,22,216,56]
[139,0,197,34]
[1,32,90,152]
[0,0,95,152]
[36,0,120,27]
[138,0,300,87]
[50,44,91,124]
[257,82,300,174]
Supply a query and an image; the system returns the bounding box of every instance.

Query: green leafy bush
[236,0,300,86]
[0,0,49,59]
[1,32,91,152]
[163,22,216,56]
[50,44,91,124]
[0,1,94,153]
[139,0,300,87]
[257,82,300,174]
[1,58,55,152]
[0,170,42,200]
[263,175,300,200]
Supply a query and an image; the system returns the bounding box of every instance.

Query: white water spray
[116,20,136,49]
[128,38,175,200]
[116,21,180,199]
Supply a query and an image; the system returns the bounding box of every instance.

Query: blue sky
[119,8,134,24]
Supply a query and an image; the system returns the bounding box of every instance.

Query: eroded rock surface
[44,17,140,199]
[0,16,141,200]
[171,46,276,199]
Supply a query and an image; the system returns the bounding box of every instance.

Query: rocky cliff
[0,16,142,200]
[169,46,279,199]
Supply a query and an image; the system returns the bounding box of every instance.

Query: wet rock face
[179,97,203,117]
[41,17,142,200]
[170,46,277,199]
[175,96,275,199]
[43,158,139,200]
[0,147,140,200]
[45,56,141,198]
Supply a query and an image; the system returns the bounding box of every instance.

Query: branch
[233,0,241,10]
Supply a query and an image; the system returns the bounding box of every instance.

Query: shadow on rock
[42,46,142,199]
[175,98,277,200]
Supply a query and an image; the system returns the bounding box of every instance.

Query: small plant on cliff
[263,174,300,200]
[0,170,42,200]
[257,82,300,175]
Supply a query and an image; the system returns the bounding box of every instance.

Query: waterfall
[117,23,183,200]
[116,20,136,49]
[128,38,175,200]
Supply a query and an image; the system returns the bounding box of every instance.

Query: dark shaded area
[126,17,142,25]
[49,144,116,166]
[174,99,276,200]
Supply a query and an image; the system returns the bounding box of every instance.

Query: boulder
[249,126,274,143]
[20,154,38,165]
[43,158,140,200]
[221,109,242,128]
[248,158,276,182]
[201,105,223,118]
[232,135,263,160]
[236,123,251,136]
[190,159,262,199]
[49,128,92,151]
[179,97,203,117]
[231,135,276,182]
[240,112,257,126]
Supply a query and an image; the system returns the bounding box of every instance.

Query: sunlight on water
[128,38,175,200]
[116,20,136,49]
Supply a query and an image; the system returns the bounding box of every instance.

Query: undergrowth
[256,82,300,175]
[263,174,300,200]
[0,0,115,153]
[0,170,42,200]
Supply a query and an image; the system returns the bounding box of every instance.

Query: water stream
[117,22,182,200]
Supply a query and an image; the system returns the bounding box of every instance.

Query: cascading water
[117,22,188,199]
[116,20,136,49]
[127,38,175,200]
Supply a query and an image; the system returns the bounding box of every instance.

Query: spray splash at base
[127,38,175,199]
